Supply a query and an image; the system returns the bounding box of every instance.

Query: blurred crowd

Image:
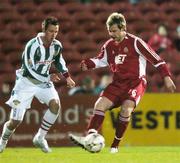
[0,0,180,96]
[148,24,180,54]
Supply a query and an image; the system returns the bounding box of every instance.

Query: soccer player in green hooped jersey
[0,16,75,153]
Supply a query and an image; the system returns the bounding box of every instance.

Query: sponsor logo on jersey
[37,60,54,65]
[115,54,127,64]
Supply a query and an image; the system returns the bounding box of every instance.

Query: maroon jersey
[84,33,171,82]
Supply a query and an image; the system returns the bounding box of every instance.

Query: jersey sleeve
[83,46,109,69]
[53,48,70,78]
[135,38,171,78]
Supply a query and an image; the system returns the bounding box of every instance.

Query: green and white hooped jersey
[21,32,68,82]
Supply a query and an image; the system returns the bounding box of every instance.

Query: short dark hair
[42,16,59,31]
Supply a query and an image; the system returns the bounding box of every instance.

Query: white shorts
[6,74,60,121]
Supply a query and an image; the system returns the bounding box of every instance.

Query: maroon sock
[111,114,130,148]
[87,110,105,133]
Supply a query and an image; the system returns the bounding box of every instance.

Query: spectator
[174,25,180,52]
[68,75,96,95]
[148,24,173,54]
[94,74,112,94]
[1,83,10,95]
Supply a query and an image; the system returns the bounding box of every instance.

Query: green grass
[0,147,180,163]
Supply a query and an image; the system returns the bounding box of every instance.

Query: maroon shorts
[100,77,147,108]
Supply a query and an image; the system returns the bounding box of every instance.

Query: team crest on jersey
[115,54,127,64]
[123,47,129,53]
[13,100,20,106]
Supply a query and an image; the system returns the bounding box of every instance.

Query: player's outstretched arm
[164,76,176,93]
[80,59,96,71]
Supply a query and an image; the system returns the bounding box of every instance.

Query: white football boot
[110,147,119,153]
[0,138,7,153]
[69,134,86,149]
[33,134,52,153]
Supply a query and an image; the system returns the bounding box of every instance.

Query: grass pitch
[0,146,180,163]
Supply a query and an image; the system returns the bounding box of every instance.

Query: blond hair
[106,12,126,30]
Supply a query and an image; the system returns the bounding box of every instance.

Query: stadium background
[0,0,180,147]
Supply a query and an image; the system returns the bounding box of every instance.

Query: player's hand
[66,77,76,88]
[164,76,176,93]
[81,60,88,71]
[50,73,61,83]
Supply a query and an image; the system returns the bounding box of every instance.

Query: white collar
[36,32,55,46]
[36,32,44,45]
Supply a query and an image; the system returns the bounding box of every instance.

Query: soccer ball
[84,133,105,153]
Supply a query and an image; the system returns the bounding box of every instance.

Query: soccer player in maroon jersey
[69,12,176,153]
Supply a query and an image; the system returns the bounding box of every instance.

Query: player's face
[44,24,59,43]
[108,24,126,42]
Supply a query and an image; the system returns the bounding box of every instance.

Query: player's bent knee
[122,100,135,108]
[120,107,133,117]
[94,97,113,111]
[120,100,135,117]
[49,99,61,114]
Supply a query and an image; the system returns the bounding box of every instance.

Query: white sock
[37,109,59,138]
[1,121,14,142]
